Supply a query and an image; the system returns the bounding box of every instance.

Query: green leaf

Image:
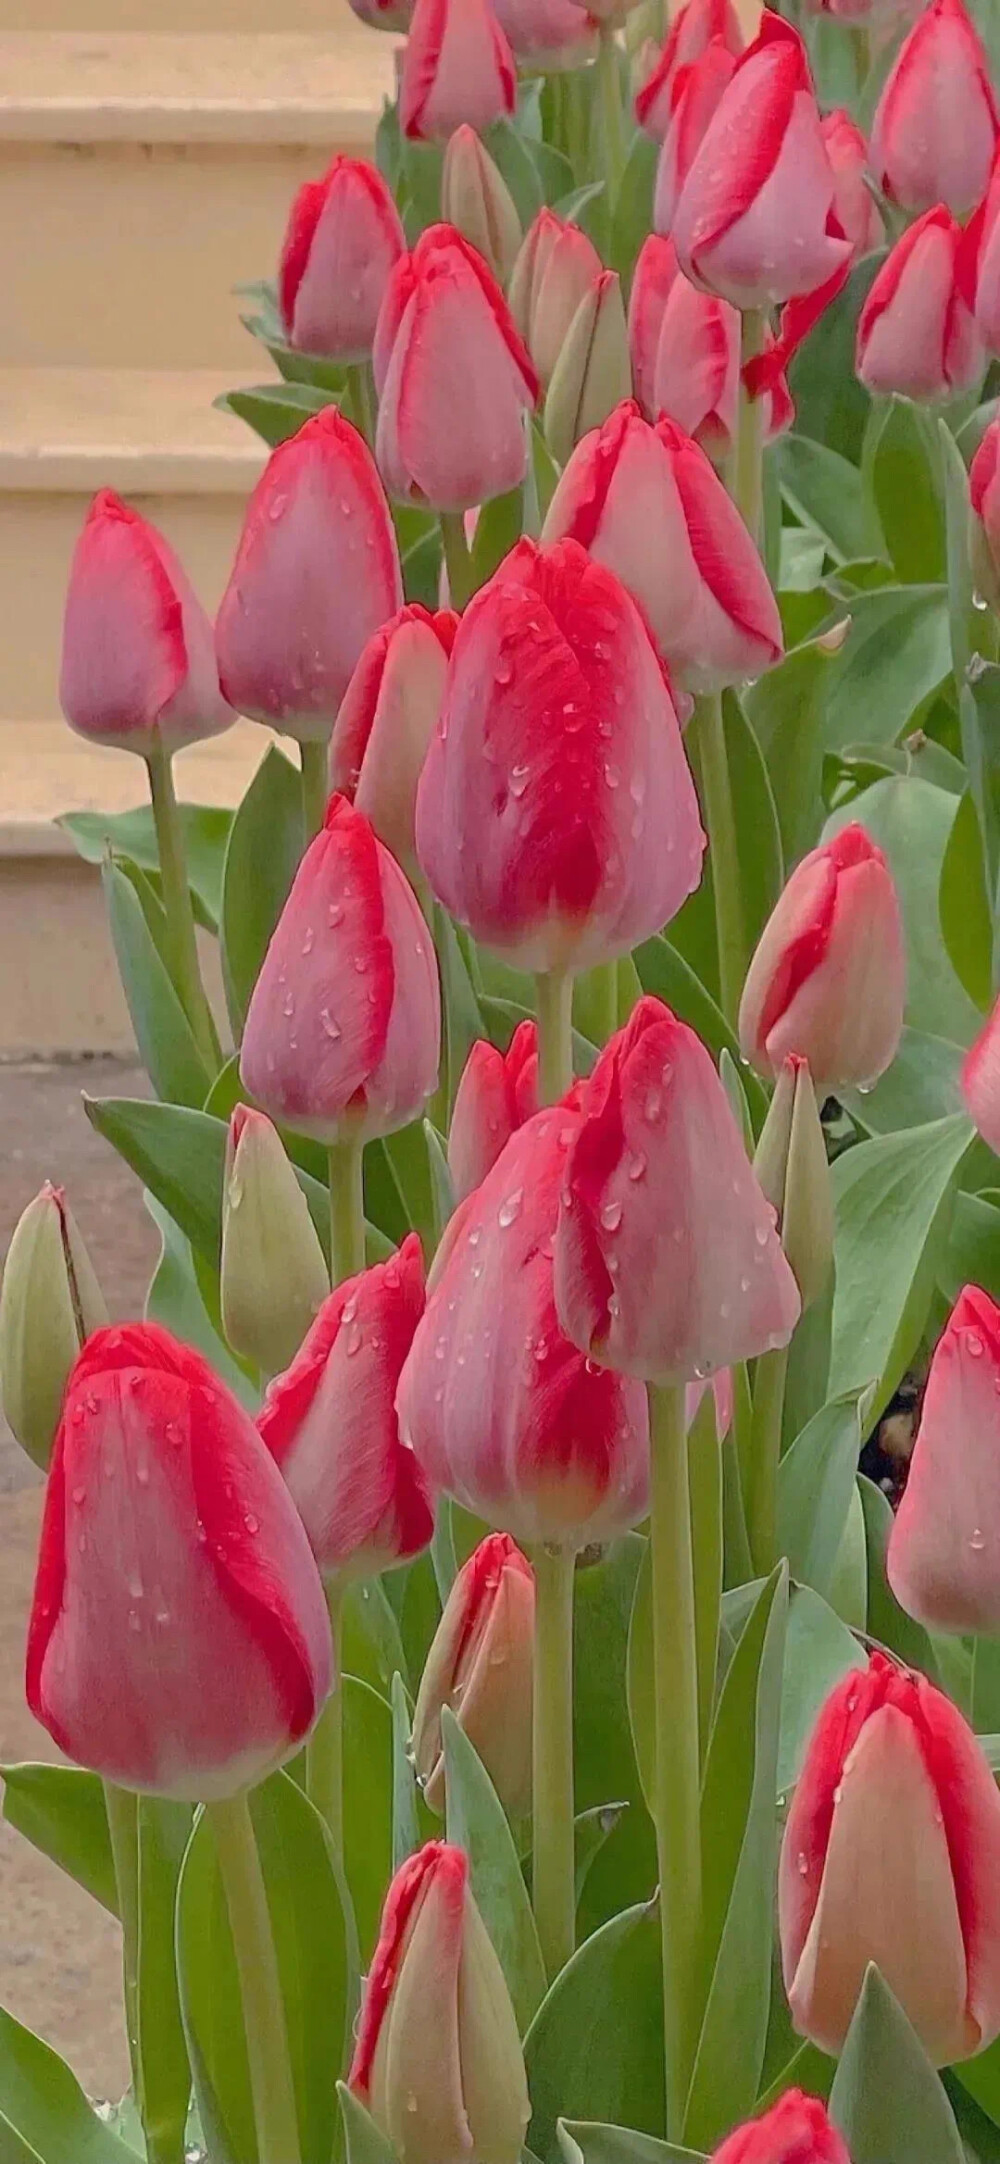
[858,1475,940,1677]
[524,1905,665,2161]
[559,2122,705,2164]
[144,1197,256,1403]
[829,1112,972,1419]
[442,1708,546,2034]
[609,131,657,282]
[961,658,1000,907]
[470,483,525,589]
[941,418,977,685]
[136,1798,193,2164]
[483,116,544,223]
[942,1187,1000,1305]
[777,1583,867,1797]
[864,399,946,584]
[625,1543,654,1813]
[0,2007,135,2162]
[788,252,883,463]
[381,1118,438,1251]
[940,788,993,1011]
[390,1671,422,1872]
[632,937,768,1130]
[102,857,213,1107]
[220,743,304,1033]
[215,380,334,447]
[573,1536,655,1939]
[58,802,231,930]
[840,1026,965,1136]
[821,586,952,750]
[343,1577,409,1698]
[745,630,845,863]
[777,434,885,564]
[343,1676,394,1964]
[826,776,981,1043]
[574,1804,629,1905]
[85,1096,226,1263]
[0,1763,116,1914]
[776,1392,868,1601]
[722,691,784,954]
[338,2082,399,2164]
[829,1967,965,2163]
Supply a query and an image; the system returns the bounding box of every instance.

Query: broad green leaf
[559,2122,705,2164]
[85,1097,227,1263]
[840,1026,965,1136]
[136,1798,193,2164]
[829,1968,965,2163]
[470,483,525,589]
[524,1905,665,2160]
[382,1118,437,1251]
[436,908,487,1111]
[390,1671,421,1872]
[574,1804,629,1905]
[58,802,231,930]
[777,1583,867,1797]
[220,743,304,1033]
[483,116,544,224]
[829,1113,971,1419]
[0,1763,116,1914]
[941,418,977,685]
[939,788,993,1012]
[573,1536,656,1939]
[338,2082,398,2164]
[958,2033,1000,2135]
[215,380,333,447]
[826,775,981,1043]
[609,131,657,281]
[632,938,768,1129]
[343,1577,409,1698]
[442,1709,546,2033]
[424,1119,455,1242]
[858,1476,940,1678]
[941,1188,1000,1305]
[777,434,885,564]
[821,586,951,750]
[0,2008,135,2162]
[144,1197,256,1404]
[864,398,946,584]
[343,1676,394,1963]
[827,1482,869,1632]
[787,252,883,462]
[745,631,845,862]
[722,692,784,955]
[961,659,1000,910]
[776,1393,867,1601]
[102,859,213,1107]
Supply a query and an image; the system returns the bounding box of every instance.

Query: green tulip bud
[441,124,522,286]
[543,269,632,468]
[753,1054,834,1311]
[0,1183,107,1469]
[221,1106,329,1377]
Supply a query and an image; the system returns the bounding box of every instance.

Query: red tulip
[963,973,1000,1139]
[671,14,851,308]
[712,2092,849,2164]
[329,603,458,877]
[508,208,604,386]
[739,824,906,1091]
[653,37,739,236]
[780,1653,1000,2063]
[278,157,405,360]
[628,237,791,455]
[542,403,782,692]
[856,206,983,401]
[374,224,538,510]
[635,0,743,140]
[397,1107,650,1548]
[448,1021,539,1202]
[870,0,997,217]
[240,794,441,1145]
[414,534,705,973]
[971,147,1000,354]
[553,996,800,1383]
[492,0,594,68]
[26,1323,332,1799]
[411,1532,534,1817]
[821,110,885,257]
[887,1286,1000,1632]
[60,491,234,757]
[400,0,516,140]
[215,409,402,742]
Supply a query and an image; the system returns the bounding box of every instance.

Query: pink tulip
[400,0,516,140]
[414,535,705,973]
[970,147,1000,353]
[653,38,739,235]
[240,794,441,1145]
[278,157,405,360]
[374,224,538,510]
[888,1287,1000,1632]
[215,409,402,743]
[871,0,997,216]
[492,0,594,69]
[542,402,782,693]
[448,1021,539,1202]
[712,2092,849,2164]
[329,603,457,878]
[856,206,983,400]
[780,1653,1000,2063]
[627,237,792,456]
[635,0,743,140]
[26,1323,331,1799]
[508,208,604,385]
[60,491,234,757]
[553,995,800,1383]
[963,973,1000,1139]
[671,14,852,308]
[397,1108,650,1548]
[411,1532,534,1817]
[821,110,884,257]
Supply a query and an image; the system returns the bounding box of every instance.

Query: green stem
[734,310,766,547]
[145,738,220,1074]
[535,968,575,1105]
[574,958,619,1048]
[595,24,626,190]
[104,1785,143,2115]
[300,738,329,845]
[347,360,377,448]
[531,1543,577,1980]
[746,1343,789,1577]
[687,1392,723,1767]
[328,1136,366,1285]
[440,511,476,610]
[306,1583,345,1863]
[693,691,746,1029]
[207,1793,301,2164]
[648,1381,703,2141]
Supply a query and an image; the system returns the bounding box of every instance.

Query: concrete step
[1,0,358,27]
[0,32,393,369]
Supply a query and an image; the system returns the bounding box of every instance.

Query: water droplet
[196,1521,207,1545]
[353,954,369,974]
[320,1007,342,1041]
[71,1405,85,1426]
[510,762,529,798]
[267,491,289,522]
[128,1609,142,1633]
[72,1485,86,1505]
[967,1330,986,1358]
[644,1088,662,1123]
[797,1851,809,1877]
[627,1152,646,1182]
[498,1188,523,1228]
[467,1226,482,1248]
[346,1323,363,1356]
[244,1512,260,1535]
[328,902,344,928]
[127,1572,144,1600]
[604,762,621,789]
[165,1419,181,1446]
[282,991,295,1018]
[435,1336,447,1361]
[302,926,315,956]
[155,1605,171,1626]
[406,2093,418,2115]
[832,1781,843,1805]
[755,1224,769,1247]
[972,1527,987,1551]
[740,1274,751,1293]
[86,1393,100,1415]
[136,1462,149,1486]
[600,1199,623,1232]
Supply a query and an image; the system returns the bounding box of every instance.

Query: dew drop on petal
[600,1200,623,1232]
[967,1331,985,1358]
[498,1188,523,1228]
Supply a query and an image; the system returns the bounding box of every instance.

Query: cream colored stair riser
[1,0,350,28]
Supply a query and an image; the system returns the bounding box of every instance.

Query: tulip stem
[346,361,377,449]
[531,1543,577,1979]
[306,1582,346,1864]
[692,692,745,1028]
[536,968,575,1104]
[648,1380,703,2140]
[104,1784,144,2127]
[595,25,626,191]
[145,738,220,1075]
[440,512,476,610]
[328,1137,366,1285]
[746,1342,789,1576]
[300,739,329,845]
[734,310,766,547]
[207,1792,302,2164]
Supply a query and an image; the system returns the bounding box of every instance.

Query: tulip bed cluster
[12,0,1000,2157]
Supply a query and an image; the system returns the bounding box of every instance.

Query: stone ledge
[0,368,269,494]
[0,717,277,853]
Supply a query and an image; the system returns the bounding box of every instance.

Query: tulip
[220,1107,329,1379]
[60,491,234,757]
[374,225,538,511]
[855,206,983,401]
[278,156,405,360]
[541,402,782,693]
[411,1532,534,1817]
[635,0,743,141]
[492,0,594,68]
[752,1056,833,1312]
[653,38,740,237]
[240,794,441,1145]
[627,237,791,457]
[215,408,402,743]
[448,1021,539,1201]
[508,208,605,386]
[397,1107,650,1548]
[329,603,457,878]
[779,1652,1000,2063]
[821,110,885,258]
[686,1367,733,1438]
[887,1285,1000,1633]
[400,0,515,141]
[26,1322,332,1799]
[870,0,997,217]
[543,270,633,469]
[711,2092,849,2164]
[553,995,800,1382]
[0,1184,106,1472]
[441,126,522,285]
[963,970,1000,1140]
[738,824,906,1091]
[671,15,852,308]
[348,1841,530,2164]
[414,535,706,974]
[971,147,1000,356]
[258,1234,434,1579]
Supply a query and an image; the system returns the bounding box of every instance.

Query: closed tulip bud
[972,148,1000,354]
[779,1652,1000,2063]
[441,126,522,284]
[628,238,789,456]
[0,1184,106,1471]
[278,157,405,360]
[215,409,402,743]
[374,224,538,511]
[258,1235,434,1578]
[752,1055,833,1311]
[542,402,782,692]
[415,535,705,973]
[400,0,516,139]
[449,1022,539,1201]
[856,206,984,401]
[870,0,997,217]
[635,0,743,140]
[349,1841,530,2164]
[411,1532,534,1817]
[963,973,1000,1142]
[240,794,441,1145]
[711,2092,849,2164]
[887,1286,1000,1633]
[671,15,852,309]
[821,110,885,257]
[544,270,632,468]
[554,996,800,1383]
[61,492,234,757]
[653,38,739,236]
[220,1107,329,1378]
[493,0,595,69]
[508,209,605,387]
[397,1108,650,1547]
[330,603,457,878]
[27,1322,332,1798]
[739,825,905,1091]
